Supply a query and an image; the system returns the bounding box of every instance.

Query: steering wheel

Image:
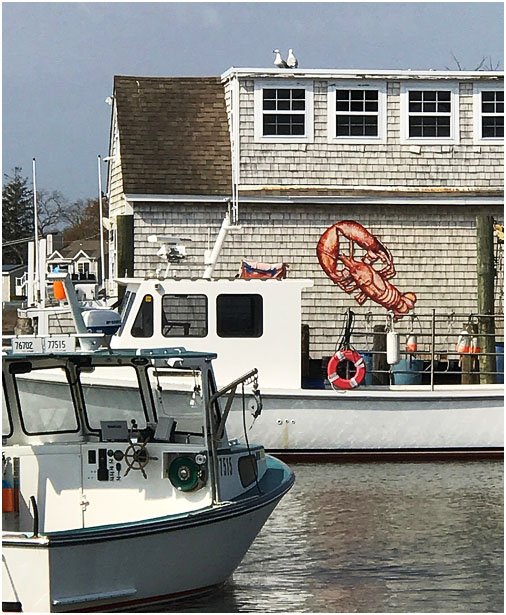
[123,420,157,479]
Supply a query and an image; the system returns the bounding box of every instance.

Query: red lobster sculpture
[317,220,417,320]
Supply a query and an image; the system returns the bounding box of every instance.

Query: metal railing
[320,310,504,390]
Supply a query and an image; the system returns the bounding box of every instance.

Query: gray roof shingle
[114,76,232,196]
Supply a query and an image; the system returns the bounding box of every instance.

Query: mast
[97,155,106,290]
[32,158,40,303]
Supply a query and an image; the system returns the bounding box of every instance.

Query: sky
[2,2,504,203]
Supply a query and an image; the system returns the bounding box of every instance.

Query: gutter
[221,67,504,82]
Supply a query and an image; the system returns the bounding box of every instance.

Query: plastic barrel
[360,352,374,386]
[392,358,424,385]
[496,343,504,384]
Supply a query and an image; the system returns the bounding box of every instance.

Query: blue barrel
[360,352,374,386]
[496,343,504,384]
[392,358,424,385]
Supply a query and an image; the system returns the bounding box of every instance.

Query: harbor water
[151,461,503,613]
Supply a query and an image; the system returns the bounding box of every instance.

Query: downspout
[202,72,242,280]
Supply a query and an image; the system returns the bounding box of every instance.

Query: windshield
[14,369,79,435]
[80,365,148,430]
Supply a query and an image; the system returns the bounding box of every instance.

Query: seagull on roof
[287,49,298,68]
[273,49,288,69]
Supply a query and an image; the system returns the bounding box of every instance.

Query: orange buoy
[456,330,470,354]
[470,336,481,354]
[53,280,66,300]
[406,334,417,353]
[327,349,366,390]
[2,479,18,513]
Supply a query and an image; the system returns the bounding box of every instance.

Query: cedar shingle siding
[114,76,232,195]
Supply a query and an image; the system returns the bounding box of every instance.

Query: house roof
[113,76,232,196]
[2,264,26,274]
[49,240,107,260]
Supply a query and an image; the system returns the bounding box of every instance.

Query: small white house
[2,264,27,302]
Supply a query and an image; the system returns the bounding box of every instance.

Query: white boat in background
[2,344,294,613]
[11,216,504,461]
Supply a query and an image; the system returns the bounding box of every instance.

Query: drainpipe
[203,209,241,279]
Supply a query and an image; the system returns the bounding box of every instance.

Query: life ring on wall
[327,349,366,390]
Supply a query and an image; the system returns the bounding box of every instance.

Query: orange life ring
[327,349,366,390]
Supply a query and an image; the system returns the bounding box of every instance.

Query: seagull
[286,49,298,68]
[273,49,288,69]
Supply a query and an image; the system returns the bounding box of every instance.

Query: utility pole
[476,215,496,384]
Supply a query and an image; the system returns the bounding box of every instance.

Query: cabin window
[474,84,504,142]
[328,81,387,143]
[82,365,149,430]
[117,290,136,336]
[14,368,79,435]
[162,294,208,337]
[2,377,13,438]
[401,82,459,144]
[216,294,263,338]
[131,294,153,338]
[254,80,314,143]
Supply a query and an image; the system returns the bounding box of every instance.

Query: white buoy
[386,331,400,365]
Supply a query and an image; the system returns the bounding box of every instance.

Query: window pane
[336,115,378,137]
[263,113,305,136]
[409,116,450,137]
[217,294,263,338]
[16,371,79,434]
[162,295,208,337]
[336,90,349,101]
[82,366,148,430]
[3,386,12,437]
[277,89,290,99]
[278,100,291,110]
[483,116,504,138]
[292,89,305,99]
[292,100,305,111]
[131,294,154,338]
[409,91,422,101]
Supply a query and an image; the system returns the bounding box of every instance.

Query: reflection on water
[151,462,504,613]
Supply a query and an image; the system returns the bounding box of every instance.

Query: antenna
[97,155,106,294]
[32,158,40,302]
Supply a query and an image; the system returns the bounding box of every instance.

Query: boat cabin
[2,347,266,535]
[111,277,313,389]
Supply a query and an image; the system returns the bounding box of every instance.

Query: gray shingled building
[105,67,504,359]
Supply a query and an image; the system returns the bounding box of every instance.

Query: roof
[114,76,232,196]
[221,67,504,81]
[49,240,107,260]
[3,264,26,273]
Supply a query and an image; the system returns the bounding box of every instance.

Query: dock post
[476,215,496,384]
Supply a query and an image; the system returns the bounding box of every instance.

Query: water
[154,462,504,613]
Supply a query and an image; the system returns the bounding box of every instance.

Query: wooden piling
[476,215,496,384]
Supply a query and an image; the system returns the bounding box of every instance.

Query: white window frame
[400,81,460,145]
[254,79,314,143]
[328,80,387,144]
[473,82,504,144]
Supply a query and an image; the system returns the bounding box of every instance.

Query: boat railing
[309,310,504,389]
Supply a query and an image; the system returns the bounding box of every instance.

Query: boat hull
[226,386,504,460]
[2,457,293,613]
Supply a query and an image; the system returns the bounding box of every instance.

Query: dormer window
[328,81,387,143]
[401,82,459,144]
[474,83,504,143]
[254,80,314,143]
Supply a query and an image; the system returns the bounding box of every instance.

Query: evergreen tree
[2,167,34,264]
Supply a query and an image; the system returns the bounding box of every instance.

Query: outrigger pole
[32,158,40,303]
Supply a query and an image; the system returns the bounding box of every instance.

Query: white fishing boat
[2,343,294,613]
[13,213,504,460]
